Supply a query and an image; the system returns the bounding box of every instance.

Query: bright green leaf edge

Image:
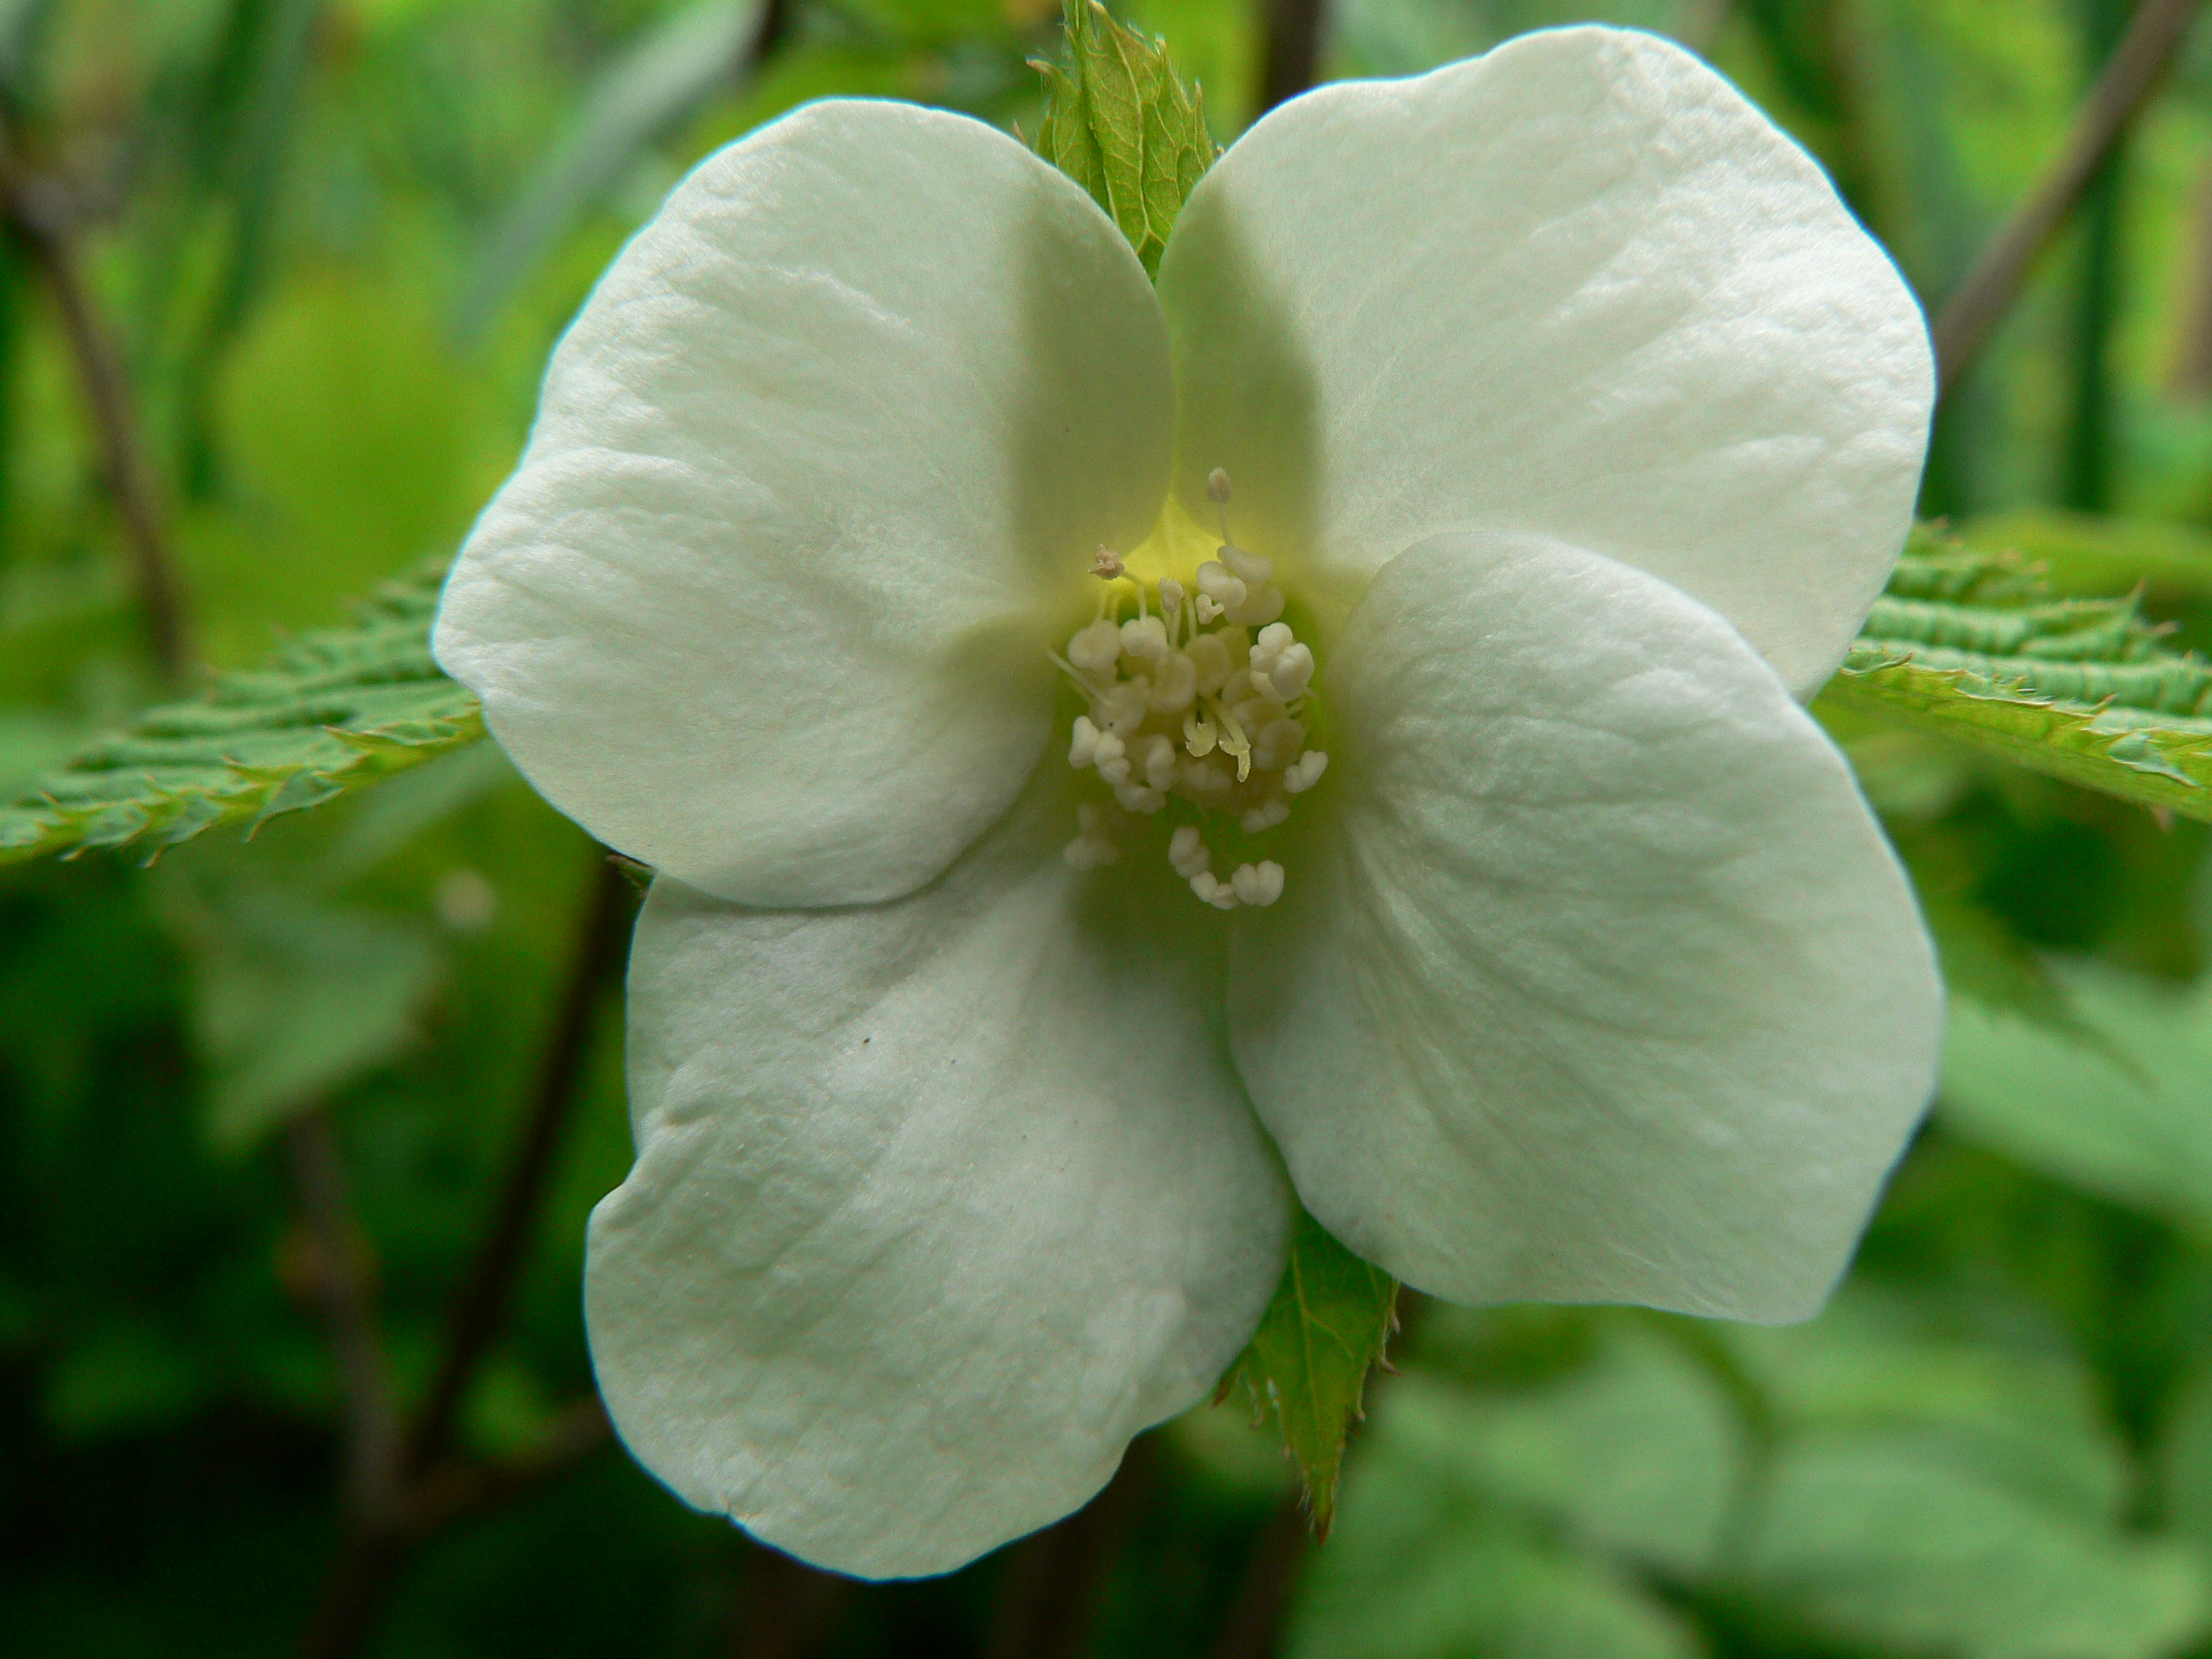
[1224,1208,1401,1538]
[1818,531,2212,823]
[0,563,481,866]
[1031,0,1217,277]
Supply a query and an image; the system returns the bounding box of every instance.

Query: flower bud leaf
[1223,1206,1399,1536]
[1031,0,1217,276]
[0,563,482,866]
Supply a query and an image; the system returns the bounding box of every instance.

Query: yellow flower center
[1052,472,1328,909]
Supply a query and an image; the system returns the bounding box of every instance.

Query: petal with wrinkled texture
[1230,530,1940,1321]
[1159,25,1929,699]
[436,100,1171,907]
[587,774,1289,1580]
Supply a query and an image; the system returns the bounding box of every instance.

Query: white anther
[1068,619,1121,672]
[1090,546,1126,580]
[1182,710,1217,757]
[1230,861,1284,907]
[1282,750,1329,793]
[1114,783,1166,814]
[1190,871,1240,910]
[1185,633,1234,696]
[1092,731,1129,785]
[1230,696,1281,740]
[1100,683,1147,734]
[1241,799,1290,834]
[1262,643,1313,702]
[1194,594,1224,624]
[1068,715,1102,768]
[1252,718,1305,773]
[1063,835,1119,869]
[1159,579,1185,612]
[1250,622,1294,670]
[1207,467,1232,505]
[1182,755,1231,794]
[1227,585,1286,627]
[1120,615,1169,660]
[1169,824,1211,879]
[1196,561,1247,612]
[1220,544,1274,588]
[1141,734,1178,790]
[1147,651,1197,712]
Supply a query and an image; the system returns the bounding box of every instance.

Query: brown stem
[285,1109,402,1526]
[404,855,635,1477]
[1207,1492,1310,1659]
[1672,0,1733,54]
[297,855,635,1659]
[728,1545,849,1659]
[0,166,194,684]
[404,1396,613,1535]
[1256,0,1328,114]
[982,1436,1158,1659]
[1208,1290,1427,1659]
[1931,0,2202,398]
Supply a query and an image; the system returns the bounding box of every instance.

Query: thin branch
[404,854,635,1477]
[285,1109,402,1526]
[728,1544,849,1659]
[404,1396,613,1536]
[297,856,635,1659]
[1932,0,2202,398]
[1256,0,1328,114]
[0,160,194,684]
[983,1435,1157,1659]
[1672,0,1733,55]
[1207,1291,1427,1659]
[1207,1492,1310,1659]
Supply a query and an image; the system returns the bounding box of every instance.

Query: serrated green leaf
[1226,1208,1398,1535]
[1032,0,1217,276]
[1820,532,2212,823]
[0,563,483,866]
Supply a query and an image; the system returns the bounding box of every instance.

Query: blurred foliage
[17,2,2212,1658]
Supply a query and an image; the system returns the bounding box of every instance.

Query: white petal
[1229,531,1940,1321]
[587,776,1288,1579]
[435,101,1171,906]
[1158,27,1930,699]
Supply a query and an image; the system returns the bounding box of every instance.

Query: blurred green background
[10,1,2212,1655]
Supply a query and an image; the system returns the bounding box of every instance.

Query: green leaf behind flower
[1818,530,2212,823]
[0,563,482,865]
[1031,0,1217,276]
[1225,1207,1400,1536]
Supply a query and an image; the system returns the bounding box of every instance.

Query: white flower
[433,26,1941,1580]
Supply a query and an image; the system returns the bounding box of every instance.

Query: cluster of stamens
[1054,471,1328,909]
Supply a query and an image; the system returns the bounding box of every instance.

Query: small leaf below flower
[1224,1206,1399,1536]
